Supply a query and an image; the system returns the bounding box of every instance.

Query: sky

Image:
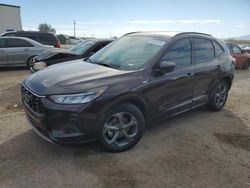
[1,0,250,38]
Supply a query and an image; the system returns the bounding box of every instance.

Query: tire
[26,56,36,69]
[98,103,145,152]
[208,80,229,111]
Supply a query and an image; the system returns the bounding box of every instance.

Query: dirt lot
[0,68,249,188]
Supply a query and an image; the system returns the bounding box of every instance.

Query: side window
[0,39,5,48]
[39,34,54,45]
[231,44,242,53]
[161,38,192,69]
[2,32,16,37]
[194,38,214,64]
[213,41,224,57]
[19,33,37,41]
[6,39,33,48]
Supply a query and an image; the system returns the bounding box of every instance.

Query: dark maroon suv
[21,31,234,152]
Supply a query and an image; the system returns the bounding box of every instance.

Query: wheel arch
[223,75,233,89]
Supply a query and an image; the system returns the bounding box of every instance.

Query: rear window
[6,38,33,48]
[213,41,224,57]
[194,38,214,64]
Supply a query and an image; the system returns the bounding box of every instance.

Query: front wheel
[208,81,229,111]
[26,56,36,69]
[98,103,145,152]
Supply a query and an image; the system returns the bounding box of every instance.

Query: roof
[125,31,212,38]
[0,3,20,8]
[86,38,114,43]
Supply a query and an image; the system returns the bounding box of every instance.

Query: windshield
[69,41,94,55]
[89,35,168,70]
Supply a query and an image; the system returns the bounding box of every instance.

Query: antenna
[74,20,76,37]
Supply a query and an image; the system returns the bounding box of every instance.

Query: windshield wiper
[85,58,118,69]
[95,62,115,68]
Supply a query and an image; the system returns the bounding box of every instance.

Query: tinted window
[0,39,5,48]
[69,41,95,55]
[2,32,16,36]
[213,41,224,57]
[39,34,55,45]
[194,38,214,63]
[161,38,191,69]
[18,33,37,41]
[231,44,242,53]
[6,38,33,48]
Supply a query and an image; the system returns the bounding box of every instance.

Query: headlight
[34,61,47,70]
[49,86,107,104]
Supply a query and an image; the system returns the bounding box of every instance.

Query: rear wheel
[208,80,229,111]
[98,103,145,152]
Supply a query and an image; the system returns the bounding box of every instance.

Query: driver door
[150,38,195,116]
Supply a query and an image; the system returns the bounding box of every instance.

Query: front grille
[21,85,46,115]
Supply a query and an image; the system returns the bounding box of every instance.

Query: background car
[0,36,52,68]
[226,42,250,69]
[31,39,113,72]
[69,36,83,44]
[244,46,250,54]
[1,31,61,48]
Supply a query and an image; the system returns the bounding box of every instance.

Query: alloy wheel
[214,83,227,108]
[103,112,139,148]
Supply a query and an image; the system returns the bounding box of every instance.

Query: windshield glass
[69,41,94,55]
[89,35,168,70]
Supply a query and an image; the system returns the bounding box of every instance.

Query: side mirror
[156,61,176,74]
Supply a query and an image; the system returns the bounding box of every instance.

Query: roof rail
[174,32,212,37]
[123,31,141,36]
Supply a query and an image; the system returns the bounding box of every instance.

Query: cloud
[125,19,222,24]
[235,24,245,28]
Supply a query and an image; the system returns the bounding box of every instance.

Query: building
[0,3,22,35]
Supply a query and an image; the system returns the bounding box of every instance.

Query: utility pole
[74,20,76,37]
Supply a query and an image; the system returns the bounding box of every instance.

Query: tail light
[55,41,61,48]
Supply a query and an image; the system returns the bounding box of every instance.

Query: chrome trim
[22,84,45,98]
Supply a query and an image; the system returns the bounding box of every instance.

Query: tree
[37,23,56,33]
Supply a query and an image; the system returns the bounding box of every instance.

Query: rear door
[192,37,222,106]
[0,38,8,65]
[6,38,34,65]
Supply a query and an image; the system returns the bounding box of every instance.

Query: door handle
[216,65,221,70]
[0,50,4,53]
[185,73,194,77]
[24,49,30,52]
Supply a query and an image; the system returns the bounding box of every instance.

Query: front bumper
[22,87,101,145]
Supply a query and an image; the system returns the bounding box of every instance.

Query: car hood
[24,60,138,95]
[36,48,77,61]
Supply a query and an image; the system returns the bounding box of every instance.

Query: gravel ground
[0,68,249,188]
